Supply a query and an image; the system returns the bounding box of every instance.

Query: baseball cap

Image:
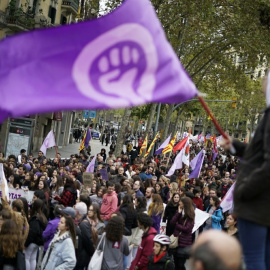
[60,207,76,218]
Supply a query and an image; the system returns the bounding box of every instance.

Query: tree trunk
[162,104,175,139]
[171,108,182,138]
[114,108,132,157]
[146,103,157,135]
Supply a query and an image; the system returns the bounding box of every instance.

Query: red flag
[173,136,189,153]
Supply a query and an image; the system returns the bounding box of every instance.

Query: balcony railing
[5,8,35,31]
[61,0,79,15]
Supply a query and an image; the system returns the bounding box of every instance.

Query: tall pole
[150,103,161,156]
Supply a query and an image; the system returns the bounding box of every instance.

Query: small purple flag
[189,149,205,179]
[85,128,91,149]
[0,0,197,124]
[85,155,96,173]
[220,182,235,213]
[155,134,171,155]
[100,168,108,181]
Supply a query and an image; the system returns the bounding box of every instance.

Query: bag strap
[178,219,187,236]
[97,232,106,251]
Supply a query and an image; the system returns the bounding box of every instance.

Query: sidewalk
[33,139,111,159]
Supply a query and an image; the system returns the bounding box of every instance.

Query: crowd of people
[0,134,245,270]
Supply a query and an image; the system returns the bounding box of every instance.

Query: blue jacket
[41,231,76,270]
[206,206,223,230]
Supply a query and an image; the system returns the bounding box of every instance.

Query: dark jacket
[119,205,137,236]
[170,212,194,248]
[0,251,25,270]
[232,107,270,227]
[162,203,178,236]
[130,227,157,270]
[148,252,174,270]
[161,186,169,203]
[76,215,95,267]
[25,215,47,247]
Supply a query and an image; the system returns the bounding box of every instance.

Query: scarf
[153,251,166,263]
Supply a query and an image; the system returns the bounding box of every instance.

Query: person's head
[153,234,171,256]
[33,189,46,202]
[223,177,229,185]
[190,230,242,270]
[105,215,124,242]
[77,194,92,209]
[145,187,154,199]
[18,164,26,176]
[106,181,115,194]
[53,204,65,218]
[58,215,76,247]
[88,204,103,222]
[226,214,237,229]
[155,183,162,193]
[38,179,48,191]
[137,212,153,231]
[210,195,220,208]
[151,176,157,185]
[171,192,180,205]
[74,202,87,219]
[224,172,230,179]
[133,180,141,191]
[180,197,195,220]
[97,186,106,198]
[0,219,24,258]
[135,196,147,211]
[193,188,202,198]
[118,166,124,175]
[209,189,217,198]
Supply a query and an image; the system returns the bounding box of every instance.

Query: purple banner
[0,0,197,123]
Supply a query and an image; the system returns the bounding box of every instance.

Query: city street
[33,138,111,159]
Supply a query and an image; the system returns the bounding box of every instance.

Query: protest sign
[100,169,108,181]
[0,187,34,204]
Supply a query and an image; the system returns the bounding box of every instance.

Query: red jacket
[130,227,157,270]
[193,197,203,210]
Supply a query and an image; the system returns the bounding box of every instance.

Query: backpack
[164,255,174,270]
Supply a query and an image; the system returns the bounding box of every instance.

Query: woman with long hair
[154,183,162,195]
[50,175,64,203]
[25,199,48,270]
[33,190,49,219]
[90,186,106,208]
[225,214,238,239]
[87,204,105,235]
[38,179,50,202]
[135,196,147,213]
[148,194,164,233]
[168,182,179,201]
[171,197,195,270]
[163,192,180,236]
[119,194,137,236]
[205,195,223,230]
[0,219,25,269]
[41,215,76,270]
[54,176,77,207]
[97,216,129,270]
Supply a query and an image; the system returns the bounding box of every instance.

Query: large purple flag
[85,155,96,173]
[189,149,205,179]
[0,0,197,124]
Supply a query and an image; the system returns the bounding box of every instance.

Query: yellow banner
[139,135,148,156]
[79,130,86,151]
[144,132,159,157]
[162,133,177,154]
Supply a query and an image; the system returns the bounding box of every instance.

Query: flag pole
[54,145,60,169]
[198,96,229,140]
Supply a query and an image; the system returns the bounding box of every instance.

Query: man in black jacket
[74,202,95,270]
